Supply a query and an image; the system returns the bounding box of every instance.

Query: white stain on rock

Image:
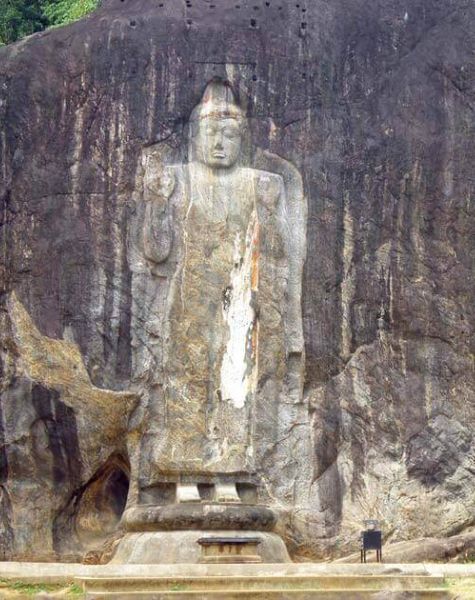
[220,218,258,409]
[341,190,355,359]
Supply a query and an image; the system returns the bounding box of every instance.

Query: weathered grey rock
[336,529,475,563]
[0,0,474,561]
[0,294,137,560]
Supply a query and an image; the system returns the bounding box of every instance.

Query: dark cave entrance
[53,455,130,558]
[100,465,130,520]
[74,456,130,550]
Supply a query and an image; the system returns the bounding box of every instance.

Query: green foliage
[0,0,47,45]
[42,0,98,27]
[0,0,98,45]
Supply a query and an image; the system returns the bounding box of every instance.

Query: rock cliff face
[0,0,474,560]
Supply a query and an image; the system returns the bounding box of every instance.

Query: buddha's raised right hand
[144,166,176,206]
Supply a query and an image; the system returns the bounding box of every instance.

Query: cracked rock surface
[0,0,474,560]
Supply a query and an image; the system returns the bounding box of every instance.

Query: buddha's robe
[150,162,287,479]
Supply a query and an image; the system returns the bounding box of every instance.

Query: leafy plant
[42,0,98,27]
[0,0,98,45]
[0,0,47,45]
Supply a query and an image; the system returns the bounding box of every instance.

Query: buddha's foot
[215,482,241,503]
[176,483,201,502]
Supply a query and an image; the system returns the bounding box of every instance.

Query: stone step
[80,574,446,592]
[83,590,450,600]
[79,574,448,597]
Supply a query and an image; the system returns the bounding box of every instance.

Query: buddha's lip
[212,152,226,158]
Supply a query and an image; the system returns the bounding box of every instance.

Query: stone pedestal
[111,530,290,564]
[111,503,290,564]
[121,503,277,532]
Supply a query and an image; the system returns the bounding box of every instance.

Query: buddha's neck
[191,161,240,180]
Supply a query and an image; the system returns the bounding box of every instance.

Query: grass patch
[68,583,84,595]
[11,581,57,593]
[0,579,84,597]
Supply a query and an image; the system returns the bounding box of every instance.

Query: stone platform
[80,574,449,598]
[0,562,473,599]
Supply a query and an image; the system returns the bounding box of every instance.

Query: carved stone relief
[128,80,307,505]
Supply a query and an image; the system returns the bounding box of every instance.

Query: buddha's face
[194,117,242,169]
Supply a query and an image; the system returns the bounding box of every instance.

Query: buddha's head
[190,80,246,169]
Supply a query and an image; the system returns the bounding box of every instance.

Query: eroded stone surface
[127,81,306,508]
[0,0,474,560]
[0,294,137,559]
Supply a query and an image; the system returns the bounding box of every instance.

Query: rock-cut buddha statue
[131,79,306,511]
